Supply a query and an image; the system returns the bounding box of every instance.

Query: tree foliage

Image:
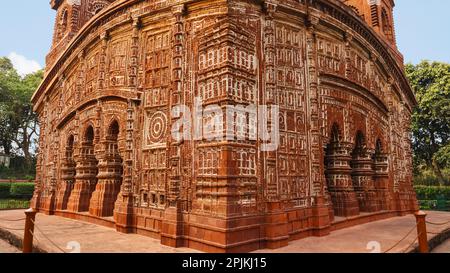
[0,57,43,168]
[406,61,450,185]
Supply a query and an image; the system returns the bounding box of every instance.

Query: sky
[0,0,449,76]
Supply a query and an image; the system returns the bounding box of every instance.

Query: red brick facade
[31,0,418,252]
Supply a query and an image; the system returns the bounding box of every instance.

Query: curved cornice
[320,74,389,115]
[307,0,416,108]
[32,0,416,112]
[32,0,141,108]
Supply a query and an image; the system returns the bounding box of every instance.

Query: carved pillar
[31,114,46,210]
[89,104,122,218]
[387,81,401,212]
[89,137,123,217]
[114,99,138,232]
[262,0,279,204]
[67,128,98,213]
[400,102,418,212]
[351,147,378,212]
[113,17,141,231]
[325,141,360,217]
[38,99,55,212]
[344,31,352,78]
[128,17,140,89]
[254,0,293,248]
[161,5,185,248]
[98,31,108,92]
[76,50,86,104]
[305,11,333,232]
[43,130,60,215]
[373,151,389,211]
[55,142,76,211]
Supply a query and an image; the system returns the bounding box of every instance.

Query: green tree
[0,57,43,168]
[406,61,450,186]
[0,57,21,155]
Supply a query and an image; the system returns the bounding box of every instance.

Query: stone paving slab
[255,211,450,253]
[432,238,450,253]
[0,238,20,253]
[1,210,450,253]
[0,210,199,253]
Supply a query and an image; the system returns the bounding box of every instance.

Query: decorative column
[167,5,184,207]
[114,99,137,232]
[55,142,76,211]
[325,141,360,217]
[161,4,185,248]
[401,102,419,212]
[76,50,86,104]
[97,31,108,93]
[89,134,123,217]
[262,0,278,201]
[351,147,378,212]
[43,130,60,215]
[38,98,57,214]
[114,16,141,232]
[259,0,290,249]
[386,80,401,212]
[67,129,98,212]
[305,10,332,233]
[373,150,389,211]
[31,113,46,210]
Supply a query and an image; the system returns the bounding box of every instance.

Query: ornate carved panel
[32,0,418,252]
[108,39,129,87]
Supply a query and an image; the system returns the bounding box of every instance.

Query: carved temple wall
[31,0,418,252]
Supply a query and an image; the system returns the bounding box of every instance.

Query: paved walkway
[1,210,450,253]
[0,239,20,253]
[256,211,450,253]
[432,238,450,253]
[0,210,198,253]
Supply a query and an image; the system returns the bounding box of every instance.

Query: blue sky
[0,0,449,75]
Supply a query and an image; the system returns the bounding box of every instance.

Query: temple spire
[343,0,397,47]
[47,0,115,68]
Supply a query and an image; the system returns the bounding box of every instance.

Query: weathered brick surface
[31,0,418,252]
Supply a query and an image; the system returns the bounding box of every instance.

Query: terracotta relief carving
[32,0,418,252]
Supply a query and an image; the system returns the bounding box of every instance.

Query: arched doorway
[67,125,99,212]
[89,120,123,217]
[56,135,76,210]
[324,124,360,217]
[373,139,390,211]
[351,131,378,212]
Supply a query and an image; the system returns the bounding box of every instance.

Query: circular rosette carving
[146,111,167,145]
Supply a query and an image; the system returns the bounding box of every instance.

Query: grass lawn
[0,199,30,210]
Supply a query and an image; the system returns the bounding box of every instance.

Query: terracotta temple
[31,0,418,252]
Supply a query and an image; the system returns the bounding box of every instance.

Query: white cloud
[7,52,42,76]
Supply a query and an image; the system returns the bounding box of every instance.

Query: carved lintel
[369,51,378,62]
[100,30,109,42]
[387,76,395,85]
[344,30,353,44]
[78,49,85,60]
[263,0,278,15]
[57,74,66,89]
[132,16,142,29]
[306,13,320,29]
[172,4,186,16]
